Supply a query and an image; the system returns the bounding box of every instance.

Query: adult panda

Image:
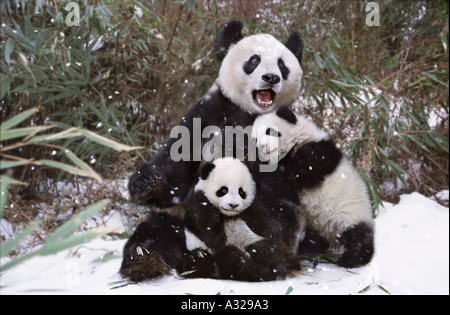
[120,21,304,281]
[252,107,375,268]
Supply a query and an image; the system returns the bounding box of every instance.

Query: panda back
[301,158,373,240]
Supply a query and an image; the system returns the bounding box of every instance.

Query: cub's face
[252,112,294,162]
[195,158,256,216]
[218,34,303,115]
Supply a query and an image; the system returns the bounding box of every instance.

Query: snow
[1,191,448,295]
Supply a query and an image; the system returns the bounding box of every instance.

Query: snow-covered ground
[1,191,448,295]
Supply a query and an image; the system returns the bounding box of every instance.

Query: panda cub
[252,107,374,268]
[182,157,291,282]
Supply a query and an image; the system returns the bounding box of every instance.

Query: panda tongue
[257,90,272,104]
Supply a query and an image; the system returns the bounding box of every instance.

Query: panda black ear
[217,20,244,53]
[285,31,303,64]
[276,106,298,125]
[200,162,216,180]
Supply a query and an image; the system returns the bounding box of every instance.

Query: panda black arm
[184,192,227,250]
[286,139,343,189]
[241,201,283,239]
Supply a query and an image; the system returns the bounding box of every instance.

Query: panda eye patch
[216,186,229,197]
[278,58,290,80]
[239,187,247,199]
[266,128,282,138]
[243,54,261,74]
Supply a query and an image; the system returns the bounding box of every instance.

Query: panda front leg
[176,229,216,279]
[214,246,258,281]
[120,213,186,282]
[246,239,290,281]
[336,222,375,268]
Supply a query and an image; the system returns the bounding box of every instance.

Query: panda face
[252,107,330,162]
[218,34,303,114]
[252,111,295,162]
[195,157,256,216]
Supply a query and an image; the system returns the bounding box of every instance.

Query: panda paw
[120,244,171,282]
[128,164,168,205]
[177,249,215,279]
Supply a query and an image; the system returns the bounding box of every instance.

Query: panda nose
[229,204,239,209]
[262,73,280,85]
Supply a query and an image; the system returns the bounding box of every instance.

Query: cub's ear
[217,20,244,53]
[285,31,303,64]
[200,162,216,180]
[276,106,298,125]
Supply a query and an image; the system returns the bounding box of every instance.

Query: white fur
[185,229,211,253]
[187,157,261,254]
[252,111,373,246]
[224,219,262,251]
[217,34,303,114]
[195,157,255,216]
[298,158,373,245]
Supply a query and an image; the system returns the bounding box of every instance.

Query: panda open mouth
[253,89,276,109]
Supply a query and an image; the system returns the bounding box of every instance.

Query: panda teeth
[257,98,273,106]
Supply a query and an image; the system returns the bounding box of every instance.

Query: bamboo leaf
[27,127,82,143]
[0,200,111,273]
[0,108,38,132]
[422,71,449,87]
[0,175,26,217]
[44,199,110,244]
[63,149,103,182]
[79,128,142,151]
[39,228,112,256]
[0,160,30,169]
[285,286,294,295]
[37,159,98,180]
[0,126,52,142]
[0,220,42,259]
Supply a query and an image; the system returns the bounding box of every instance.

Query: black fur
[284,139,343,190]
[285,31,303,63]
[200,162,216,180]
[336,222,375,268]
[182,178,292,281]
[123,21,305,282]
[184,190,283,252]
[276,106,298,125]
[128,88,256,208]
[120,213,186,282]
[243,54,261,75]
[217,20,244,53]
[215,240,289,282]
[278,58,290,80]
[176,249,216,279]
[269,107,374,268]
[298,228,330,255]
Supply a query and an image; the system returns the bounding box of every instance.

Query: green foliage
[0,198,111,273]
[1,1,448,222]
[0,106,140,271]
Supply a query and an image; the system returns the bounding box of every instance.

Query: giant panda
[121,20,304,281]
[252,107,375,268]
[180,157,292,282]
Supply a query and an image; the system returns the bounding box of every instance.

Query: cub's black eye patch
[266,128,282,138]
[243,54,261,75]
[216,186,229,197]
[239,187,247,199]
[278,58,290,80]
